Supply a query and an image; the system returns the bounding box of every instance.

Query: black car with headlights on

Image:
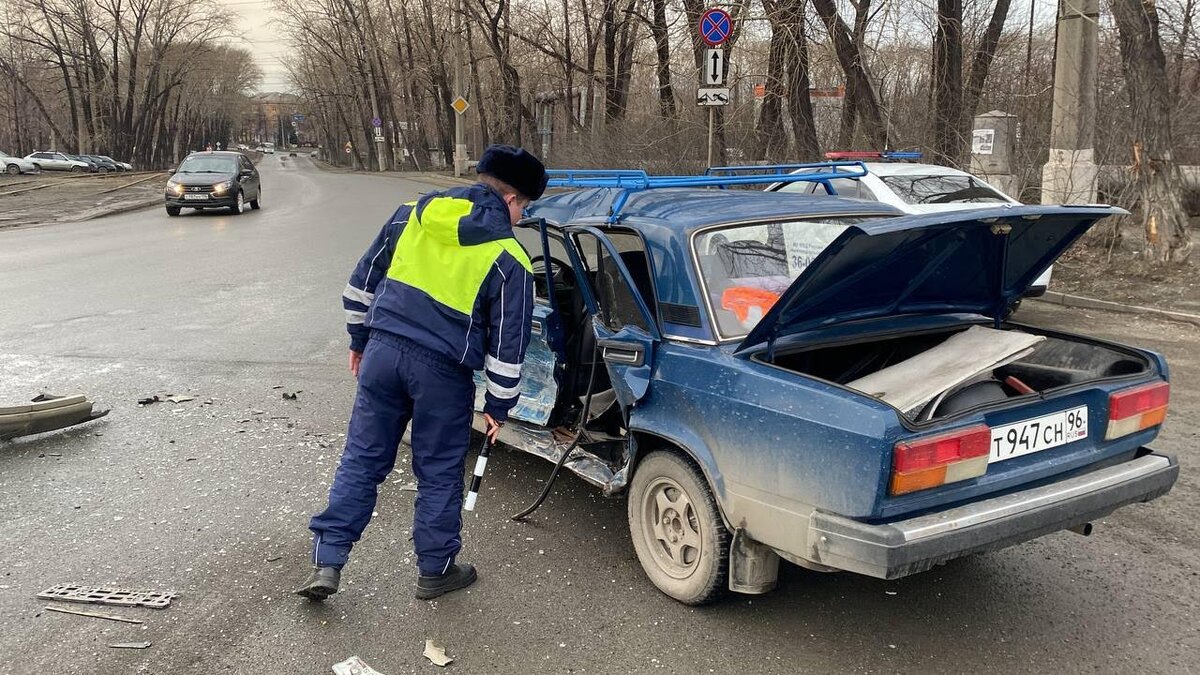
[165,151,261,216]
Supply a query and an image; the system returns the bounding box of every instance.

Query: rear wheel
[166,205,181,217]
[229,190,244,215]
[250,187,261,210]
[6,164,18,175]
[628,451,729,605]
[98,167,109,174]
[71,166,84,173]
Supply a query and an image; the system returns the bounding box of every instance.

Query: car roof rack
[546,161,868,223]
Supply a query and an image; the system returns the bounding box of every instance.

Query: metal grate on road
[37,584,178,609]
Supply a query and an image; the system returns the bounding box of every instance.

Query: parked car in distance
[80,155,120,173]
[24,151,90,172]
[91,155,130,172]
[70,155,104,172]
[484,166,1178,605]
[164,150,261,216]
[0,150,40,175]
[768,154,1054,296]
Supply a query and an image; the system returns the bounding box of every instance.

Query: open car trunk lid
[736,204,1125,353]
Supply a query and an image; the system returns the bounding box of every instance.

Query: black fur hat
[477,144,548,201]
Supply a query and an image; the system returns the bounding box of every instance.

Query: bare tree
[1110,0,1193,261]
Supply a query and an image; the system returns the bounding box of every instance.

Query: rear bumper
[807,451,1178,579]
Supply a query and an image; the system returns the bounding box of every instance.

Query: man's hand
[349,350,363,378]
[483,413,503,443]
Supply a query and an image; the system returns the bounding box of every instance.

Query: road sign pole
[707,107,714,168]
[698,8,732,169]
[453,0,468,177]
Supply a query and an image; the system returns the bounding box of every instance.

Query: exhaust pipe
[1068,522,1093,536]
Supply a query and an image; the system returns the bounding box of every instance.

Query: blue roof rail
[545,162,869,223]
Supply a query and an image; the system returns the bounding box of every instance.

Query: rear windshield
[177,156,237,173]
[879,174,1008,204]
[694,217,877,339]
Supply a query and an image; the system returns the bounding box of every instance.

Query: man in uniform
[296,145,547,600]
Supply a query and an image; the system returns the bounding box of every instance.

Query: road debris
[282,391,299,400]
[332,655,386,675]
[423,640,454,667]
[44,605,142,624]
[38,584,177,609]
[165,395,195,403]
[108,642,152,649]
[0,393,110,441]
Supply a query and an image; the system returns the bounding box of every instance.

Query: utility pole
[453,0,468,176]
[1041,0,1099,204]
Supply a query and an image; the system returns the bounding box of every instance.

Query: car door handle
[599,341,644,367]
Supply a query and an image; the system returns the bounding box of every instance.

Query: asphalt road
[0,156,1196,674]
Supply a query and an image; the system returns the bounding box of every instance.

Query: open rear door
[564,226,660,411]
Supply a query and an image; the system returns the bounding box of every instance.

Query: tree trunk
[650,0,677,118]
[960,0,1012,160]
[755,27,786,160]
[810,0,888,148]
[781,0,820,159]
[1111,0,1193,262]
[932,0,963,166]
[837,0,871,148]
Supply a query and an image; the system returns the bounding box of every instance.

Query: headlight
[167,180,183,195]
[212,180,234,194]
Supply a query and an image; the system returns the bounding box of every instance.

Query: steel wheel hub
[642,477,702,579]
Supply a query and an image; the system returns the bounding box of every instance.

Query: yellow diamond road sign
[451,97,470,115]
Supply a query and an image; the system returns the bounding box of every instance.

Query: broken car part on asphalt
[0,393,109,441]
[38,584,177,609]
[44,605,143,624]
[108,642,152,649]
[332,655,386,675]
[423,640,453,667]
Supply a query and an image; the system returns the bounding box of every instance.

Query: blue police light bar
[823,150,924,161]
[546,162,869,223]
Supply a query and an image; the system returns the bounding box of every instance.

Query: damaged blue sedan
[472,165,1179,605]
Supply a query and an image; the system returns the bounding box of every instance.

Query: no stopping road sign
[699,8,732,47]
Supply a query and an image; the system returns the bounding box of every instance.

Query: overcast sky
[216,0,294,94]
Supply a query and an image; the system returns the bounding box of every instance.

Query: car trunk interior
[759,324,1151,423]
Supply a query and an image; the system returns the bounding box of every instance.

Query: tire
[6,164,19,176]
[627,451,730,605]
[71,166,84,173]
[166,205,181,217]
[230,190,244,215]
[250,188,261,210]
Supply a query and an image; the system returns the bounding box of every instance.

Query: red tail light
[890,425,991,496]
[1106,382,1169,440]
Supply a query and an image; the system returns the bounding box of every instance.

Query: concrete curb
[309,159,472,188]
[60,196,162,224]
[1032,291,1200,328]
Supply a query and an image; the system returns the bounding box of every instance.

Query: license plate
[989,405,1088,463]
[183,193,209,201]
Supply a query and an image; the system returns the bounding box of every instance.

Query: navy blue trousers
[309,331,475,576]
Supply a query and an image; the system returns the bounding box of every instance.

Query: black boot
[415,563,478,600]
[294,566,341,600]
